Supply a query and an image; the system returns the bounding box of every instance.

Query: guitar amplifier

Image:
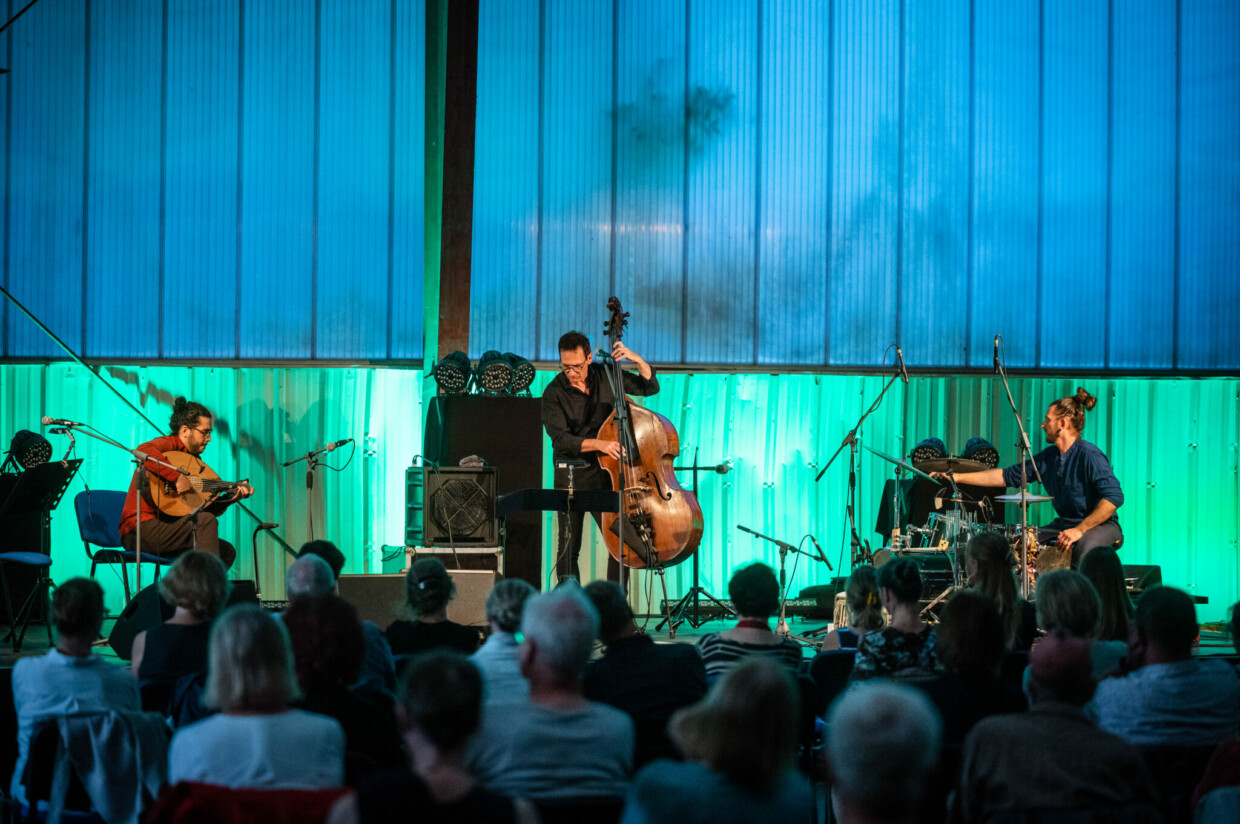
[338,569,497,628]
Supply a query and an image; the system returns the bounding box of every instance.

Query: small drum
[833,592,849,628]
[1007,526,1070,591]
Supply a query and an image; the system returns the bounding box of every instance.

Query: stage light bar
[504,353,535,394]
[433,351,473,394]
[911,437,947,465]
[7,429,51,470]
[963,437,1000,469]
[475,350,512,394]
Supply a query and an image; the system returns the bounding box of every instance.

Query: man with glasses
[541,331,658,584]
[118,396,253,568]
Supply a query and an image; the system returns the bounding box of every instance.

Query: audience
[851,557,940,680]
[952,631,1157,821]
[818,565,884,652]
[386,558,481,657]
[1079,546,1134,644]
[583,580,707,767]
[290,544,397,695]
[695,563,804,681]
[470,578,537,704]
[1034,569,1126,680]
[327,651,536,824]
[284,595,406,784]
[1092,585,1240,748]
[167,604,345,789]
[827,681,942,824]
[10,578,141,807]
[1189,600,1240,823]
[621,658,813,824]
[468,588,634,801]
[964,533,1037,652]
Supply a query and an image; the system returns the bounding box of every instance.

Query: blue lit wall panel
[318,0,391,359]
[757,0,830,366]
[684,0,757,365]
[1179,0,1240,370]
[1110,0,1175,370]
[470,0,540,359]
[828,1,901,367]
[164,0,241,359]
[391,0,427,360]
[612,0,687,365]
[901,0,970,369]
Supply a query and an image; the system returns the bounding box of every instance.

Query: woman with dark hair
[851,557,941,680]
[620,658,814,824]
[695,563,804,681]
[326,651,536,824]
[1032,569,1126,680]
[1079,546,1134,644]
[385,558,481,656]
[819,565,884,652]
[964,533,1037,652]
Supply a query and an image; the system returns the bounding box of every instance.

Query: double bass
[595,297,703,570]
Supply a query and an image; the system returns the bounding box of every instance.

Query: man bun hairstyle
[169,396,212,434]
[876,556,923,606]
[406,557,455,617]
[1050,387,1096,433]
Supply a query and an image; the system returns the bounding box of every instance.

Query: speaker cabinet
[421,467,498,546]
[338,569,496,629]
[1124,564,1162,597]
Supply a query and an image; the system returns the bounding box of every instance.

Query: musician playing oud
[933,388,1123,567]
[118,397,253,569]
[541,331,658,585]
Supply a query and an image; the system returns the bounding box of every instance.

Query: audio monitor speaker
[338,569,497,629]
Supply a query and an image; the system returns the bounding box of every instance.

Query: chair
[808,650,856,716]
[533,795,626,824]
[0,552,54,652]
[73,491,173,605]
[145,781,350,824]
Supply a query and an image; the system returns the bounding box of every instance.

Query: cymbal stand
[993,336,1044,598]
[657,448,731,630]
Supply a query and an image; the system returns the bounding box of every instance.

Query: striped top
[696,632,805,681]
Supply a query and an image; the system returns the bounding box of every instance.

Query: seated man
[468,588,634,801]
[10,578,141,806]
[1092,586,1240,748]
[470,578,537,705]
[953,632,1157,822]
[582,580,706,767]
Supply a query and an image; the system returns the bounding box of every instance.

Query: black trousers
[553,465,620,582]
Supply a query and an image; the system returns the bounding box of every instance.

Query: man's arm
[930,468,1006,487]
[541,388,622,460]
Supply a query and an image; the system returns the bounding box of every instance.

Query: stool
[0,552,54,652]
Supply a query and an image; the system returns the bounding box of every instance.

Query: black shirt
[385,619,481,657]
[540,362,660,467]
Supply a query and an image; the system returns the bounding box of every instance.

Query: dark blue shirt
[1001,439,1123,530]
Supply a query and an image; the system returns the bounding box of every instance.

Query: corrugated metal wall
[470,0,1240,371]
[6,364,1235,621]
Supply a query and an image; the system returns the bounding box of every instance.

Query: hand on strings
[611,341,638,363]
[598,440,623,461]
[230,482,256,501]
[1056,526,1083,550]
[176,474,194,494]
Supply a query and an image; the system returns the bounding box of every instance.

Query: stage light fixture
[504,353,535,394]
[911,437,947,465]
[963,437,1000,469]
[433,351,473,394]
[475,350,512,394]
[6,430,51,470]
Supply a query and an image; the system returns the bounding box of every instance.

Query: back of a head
[520,588,599,679]
[584,580,634,643]
[283,594,365,694]
[398,651,483,753]
[964,532,1020,646]
[876,557,923,606]
[406,557,455,617]
[1135,585,1197,657]
[728,562,781,619]
[485,578,537,635]
[1231,601,1240,656]
[1028,630,1094,706]
[1079,546,1133,643]
[845,565,884,632]
[1035,570,1101,639]
[160,551,232,620]
[827,682,942,819]
[52,577,105,640]
[670,658,800,791]
[285,553,337,600]
[297,541,346,579]
[937,590,1006,679]
[205,605,299,713]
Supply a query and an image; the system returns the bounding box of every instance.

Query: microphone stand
[657,448,732,630]
[284,442,340,542]
[994,337,1044,599]
[737,524,818,648]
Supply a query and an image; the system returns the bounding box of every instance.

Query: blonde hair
[1035,570,1102,639]
[845,565,884,633]
[159,551,231,619]
[204,605,300,713]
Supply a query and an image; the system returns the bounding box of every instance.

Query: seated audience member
[468,588,634,801]
[695,563,804,681]
[284,595,405,784]
[827,681,942,824]
[915,590,1025,750]
[386,558,481,657]
[168,605,345,789]
[953,632,1157,822]
[819,565,884,652]
[621,659,813,824]
[470,578,537,704]
[130,551,230,711]
[1092,585,1240,748]
[327,652,536,824]
[851,557,940,681]
[1035,569,1126,680]
[10,578,141,807]
[583,581,707,767]
[964,532,1037,652]
[290,545,397,695]
[1079,545,1134,644]
[1190,600,1240,823]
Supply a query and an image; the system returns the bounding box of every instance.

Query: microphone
[42,416,84,427]
[713,463,731,475]
[324,439,353,452]
[993,336,1001,374]
[258,522,279,531]
[895,347,909,385]
[809,535,834,571]
[594,348,615,362]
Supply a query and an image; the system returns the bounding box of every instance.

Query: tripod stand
[657,449,731,631]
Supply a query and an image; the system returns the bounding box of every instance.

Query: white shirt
[168,710,345,789]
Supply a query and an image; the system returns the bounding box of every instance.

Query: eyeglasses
[559,361,589,374]
[190,427,213,438]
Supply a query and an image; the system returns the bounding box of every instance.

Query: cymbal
[915,457,989,474]
[861,443,936,483]
[994,492,1053,504]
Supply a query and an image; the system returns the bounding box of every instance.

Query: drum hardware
[994,492,1053,505]
[914,456,990,475]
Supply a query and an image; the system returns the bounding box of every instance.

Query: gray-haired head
[827,682,943,820]
[285,554,336,600]
[519,588,599,678]
[485,578,537,634]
